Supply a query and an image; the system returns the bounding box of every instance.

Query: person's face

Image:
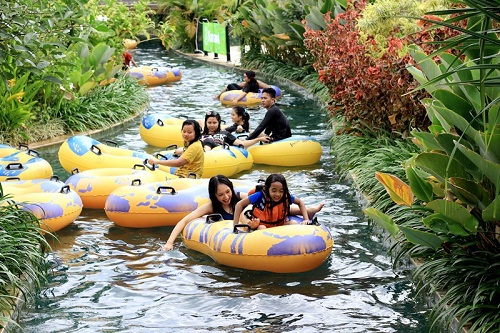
[243,73,249,82]
[268,181,284,202]
[231,109,242,124]
[205,116,219,134]
[216,184,232,207]
[261,92,274,109]
[181,124,196,142]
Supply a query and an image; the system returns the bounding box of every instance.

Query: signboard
[202,22,227,55]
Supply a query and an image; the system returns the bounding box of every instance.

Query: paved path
[177,45,242,70]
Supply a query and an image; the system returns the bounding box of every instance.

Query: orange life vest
[248,190,290,228]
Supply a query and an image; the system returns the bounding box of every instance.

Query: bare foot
[307,202,325,219]
[314,202,325,213]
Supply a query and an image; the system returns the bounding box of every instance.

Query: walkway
[177,45,242,69]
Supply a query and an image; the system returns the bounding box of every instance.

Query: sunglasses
[206,110,219,116]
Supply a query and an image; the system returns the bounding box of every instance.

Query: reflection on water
[17,41,429,332]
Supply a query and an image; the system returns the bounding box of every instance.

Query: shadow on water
[17,40,430,333]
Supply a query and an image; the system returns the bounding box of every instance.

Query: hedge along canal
[15,41,430,332]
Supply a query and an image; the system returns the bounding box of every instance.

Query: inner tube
[219,85,282,106]
[0,144,53,181]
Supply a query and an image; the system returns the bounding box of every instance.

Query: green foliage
[0,188,51,330]
[0,0,156,145]
[84,0,158,50]
[357,0,449,55]
[233,0,344,67]
[157,20,178,50]
[363,2,500,331]
[56,75,149,133]
[304,1,430,135]
[157,0,229,52]
[0,0,86,82]
[0,73,40,139]
[63,42,122,95]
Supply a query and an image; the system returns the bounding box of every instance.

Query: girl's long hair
[232,106,250,132]
[208,174,240,214]
[182,119,202,145]
[202,111,221,135]
[262,173,291,217]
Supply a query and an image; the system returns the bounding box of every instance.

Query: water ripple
[20,41,429,333]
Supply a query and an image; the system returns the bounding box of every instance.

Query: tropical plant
[84,0,162,50]
[304,0,431,135]
[63,42,123,96]
[0,0,156,145]
[356,0,450,56]
[0,0,88,83]
[0,72,43,142]
[233,0,345,67]
[0,187,52,331]
[55,74,149,133]
[156,0,229,52]
[365,1,500,331]
[157,20,178,50]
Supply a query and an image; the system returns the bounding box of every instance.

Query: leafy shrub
[303,0,430,135]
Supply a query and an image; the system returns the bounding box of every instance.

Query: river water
[17,41,429,332]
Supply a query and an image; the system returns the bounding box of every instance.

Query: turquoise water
[17,41,430,332]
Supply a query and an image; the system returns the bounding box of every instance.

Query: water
[17,41,430,332]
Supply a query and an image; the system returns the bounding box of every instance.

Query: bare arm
[233,136,269,148]
[163,202,214,250]
[293,197,309,224]
[148,156,188,168]
[257,80,270,89]
[232,197,251,226]
[232,91,248,104]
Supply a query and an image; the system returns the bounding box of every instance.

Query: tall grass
[58,75,150,133]
[1,75,150,145]
[0,190,51,330]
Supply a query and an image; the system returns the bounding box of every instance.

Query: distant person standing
[246,87,291,142]
[122,51,138,70]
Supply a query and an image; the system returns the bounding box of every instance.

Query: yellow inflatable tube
[58,135,174,181]
[128,66,182,86]
[139,115,185,147]
[219,85,282,106]
[247,135,322,166]
[1,178,83,233]
[155,144,253,178]
[104,181,210,228]
[0,144,53,181]
[104,178,255,228]
[182,215,333,273]
[65,168,161,209]
[123,39,138,50]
